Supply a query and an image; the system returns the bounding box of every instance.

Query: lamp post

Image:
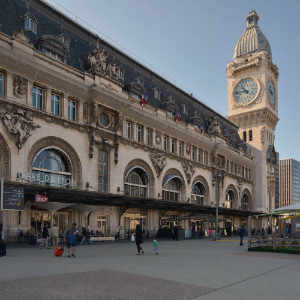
[213,169,224,241]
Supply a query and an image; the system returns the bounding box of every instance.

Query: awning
[271,203,300,214]
[4,181,257,217]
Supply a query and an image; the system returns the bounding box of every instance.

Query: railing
[248,235,300,251]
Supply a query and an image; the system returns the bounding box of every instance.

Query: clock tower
[227,10,279,212]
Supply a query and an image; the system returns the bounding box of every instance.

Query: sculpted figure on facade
[88,39,124,83]
[13,75,28,97]
[181,159,195,184]
[0,109,40,149]
[149,152,166,178]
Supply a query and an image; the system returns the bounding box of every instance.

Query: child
[153,239,159,255]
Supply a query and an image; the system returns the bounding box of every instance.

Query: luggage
[54,247,64,257]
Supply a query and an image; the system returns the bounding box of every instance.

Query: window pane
[98,150,108,192]
[32,86,43,110]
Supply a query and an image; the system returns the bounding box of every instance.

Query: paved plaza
[0,239,300,299]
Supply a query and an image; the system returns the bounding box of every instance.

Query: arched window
[162,175,182,202]
[225,190,235,209]
[191,182,206,205]
[124,168,148,198]
[32,148,72,187]
[241,194,249,210]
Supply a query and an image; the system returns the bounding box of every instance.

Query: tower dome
[233,10,271,59]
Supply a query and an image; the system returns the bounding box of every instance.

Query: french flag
[140,95,147,107]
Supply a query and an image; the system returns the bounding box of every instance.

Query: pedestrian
[42,225,50,249]
[239,225,245,246]
[174,224,178,241]
[135,224,144,255]
[0,236,6,257]
[153,239,159,255]
[51,224,59,247]
[64,223,78,257]
[80,226,88,245]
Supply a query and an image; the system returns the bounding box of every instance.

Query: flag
[140,95,147,107]
[175,112,182,122]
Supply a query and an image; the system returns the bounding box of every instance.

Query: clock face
[233,78,258,104]
[268,80,275,105]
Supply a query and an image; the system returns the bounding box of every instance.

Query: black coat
[135,230,143,244]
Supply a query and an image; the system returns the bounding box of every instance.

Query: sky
[45,0,300,160]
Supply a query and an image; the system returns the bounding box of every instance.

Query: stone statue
[0,109,40,149]
[13,75,28,97]
[150,152,166,177]
[207,116,222,136]
[88,40,124,83]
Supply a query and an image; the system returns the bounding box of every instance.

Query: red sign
[35,194,48,203]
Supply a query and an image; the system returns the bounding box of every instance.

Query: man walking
[239,225,245,246]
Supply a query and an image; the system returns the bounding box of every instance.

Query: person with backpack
[64,223,78,257]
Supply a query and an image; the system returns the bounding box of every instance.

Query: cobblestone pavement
[1,239,300,300]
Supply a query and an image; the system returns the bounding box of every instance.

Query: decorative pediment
[88,39,124,85]
[150,152,166,177]
[0,109,40,149]
[181,159,195,184]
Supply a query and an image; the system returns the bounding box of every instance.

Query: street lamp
[213,169,224,241]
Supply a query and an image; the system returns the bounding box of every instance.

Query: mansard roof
[0,0,246,151]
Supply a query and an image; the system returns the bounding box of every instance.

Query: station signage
[16,172,78,188]
[1,180,24,211]
[35,194,48,203]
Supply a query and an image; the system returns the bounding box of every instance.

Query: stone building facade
[0,2,276,240]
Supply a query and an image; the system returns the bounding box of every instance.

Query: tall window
[164,135,170,152]
[125,121,133,139]
[32,86,44,111]
[249,129,253,141]
[225,190,235,209]
[162,176,181,202]
[192,146,197,161]
[204,151,208,165]
[243,131,247,142]
[25,15,37,34]
[198,148,203,163]
[51,92,61,116]
[32,149,71,187]
[179,141,184,157]
[191,182,206,205]
[136,124,144,143]
[171,138,177,154]
[124,168,148,198]
[146,127,153,146]
[98,150,108,192]
[68,99,77,121]
[0,72,3,97]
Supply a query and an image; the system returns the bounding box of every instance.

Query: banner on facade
[35,194,48,203]
[0,179,24,211]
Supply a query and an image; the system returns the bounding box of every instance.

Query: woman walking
[135,224,144,255]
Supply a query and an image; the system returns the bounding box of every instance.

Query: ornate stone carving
[207,116,222,136]
[0,109,40,149]
[13,75,28,97]
[150,152,166,177]
[261,126,265,145]
[155,131,162,145]
[181,159,195,184]
[88,39,124,85]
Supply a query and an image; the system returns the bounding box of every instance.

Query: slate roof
[0,0,246,151]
